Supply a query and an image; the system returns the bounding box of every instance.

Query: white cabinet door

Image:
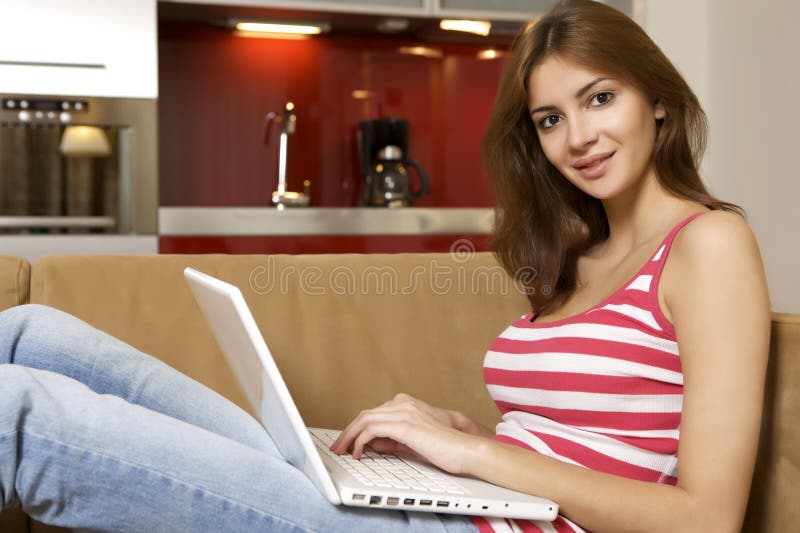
[433,0,634,20]
[162,0,428,16]
[160,0,635,20]
[0,0,157,98]
[434,0,551,20]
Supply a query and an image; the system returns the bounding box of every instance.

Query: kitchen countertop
[0,235,159,261]
[158,207,494,236]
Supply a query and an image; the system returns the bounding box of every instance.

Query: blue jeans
[0,304,477,533]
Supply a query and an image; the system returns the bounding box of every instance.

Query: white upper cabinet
[160,0,545,19]
[433,0,634,20]
[162,0,636,20]
[162,0,428,16]
[433,0,551,20]
[0,0,158,98]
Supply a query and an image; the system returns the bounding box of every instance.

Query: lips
[572,151,614,179]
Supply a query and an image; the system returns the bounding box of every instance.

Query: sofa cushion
[29,253,530,430]
[0,255,30,310]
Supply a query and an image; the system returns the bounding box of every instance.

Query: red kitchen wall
[158,23,509,208]
[159,234,493,254]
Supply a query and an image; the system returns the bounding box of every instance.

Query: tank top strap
[644,211,707,273]
[627,211,707,336]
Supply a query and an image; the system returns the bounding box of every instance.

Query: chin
[576,181,629,202]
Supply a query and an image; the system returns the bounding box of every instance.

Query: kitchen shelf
[0,216,116,229]
[159,207,493,236]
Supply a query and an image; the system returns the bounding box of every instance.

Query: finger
[391,392,413,404]
[352,425,383,459]
[367,437,403,454]
[331,416,362,452]
[352,421,410,459]
[331,406,412,454]
[375,439,415,456]
[332,412,377,454]
[332,407,384,452]
[346,413,406,455]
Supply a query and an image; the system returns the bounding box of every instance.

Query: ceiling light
[235,31,310,40]
[439,19,491,36]
[397,46,443,59]
[377,18,409,33]
[477,49,506,60]
[232,20,330,36]
[351,90,374,100]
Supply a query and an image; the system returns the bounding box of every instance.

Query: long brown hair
[483,0,741,315]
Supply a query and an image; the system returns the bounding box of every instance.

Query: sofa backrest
[743,312,800,529]
[0,255,29,310]
[29,253,530,430]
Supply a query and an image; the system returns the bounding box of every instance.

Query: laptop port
[387,497,399,506]
[419,499,433,506]
[403,498,415,505]
[353,494,366,501]
[437,501,450,508]
[369,496,382,505]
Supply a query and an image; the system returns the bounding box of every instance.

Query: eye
[589,91,614,107]
[537,114,561,130]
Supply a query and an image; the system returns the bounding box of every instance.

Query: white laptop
[184,267,558,521]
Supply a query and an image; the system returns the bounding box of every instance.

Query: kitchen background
[0,0,797,311]
[157,21,506,209]
[155,0,533,254]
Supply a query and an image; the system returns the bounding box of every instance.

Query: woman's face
[527,55,665,201]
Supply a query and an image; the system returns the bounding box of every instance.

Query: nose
[567,113,598,151]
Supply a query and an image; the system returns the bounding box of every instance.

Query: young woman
[0,1,769,532]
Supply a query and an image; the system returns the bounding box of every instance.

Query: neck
[599,171,694,254]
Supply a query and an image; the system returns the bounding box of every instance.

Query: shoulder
[662,209,769,324]
[669,210,760,271]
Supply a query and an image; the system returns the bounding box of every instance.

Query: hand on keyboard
[329,393,489,476]
[313,430,467,494]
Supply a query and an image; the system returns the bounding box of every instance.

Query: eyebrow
[529,77,609,116]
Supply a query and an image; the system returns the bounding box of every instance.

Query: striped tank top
[473,212,704,533]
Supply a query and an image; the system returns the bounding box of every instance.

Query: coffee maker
[358,118,429,207]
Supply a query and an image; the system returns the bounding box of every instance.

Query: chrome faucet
[263,101,310,209]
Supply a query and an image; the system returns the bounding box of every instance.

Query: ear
[654,100,666,120]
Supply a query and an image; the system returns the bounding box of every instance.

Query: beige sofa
[0,253,796,532]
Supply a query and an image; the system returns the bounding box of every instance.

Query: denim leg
[0,304,275,455]
[0,365,477,533]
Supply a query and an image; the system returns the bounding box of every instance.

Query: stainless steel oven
[0,93,157,236]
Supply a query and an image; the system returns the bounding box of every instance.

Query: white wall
[644,0,800,312]
[642,0,710,107]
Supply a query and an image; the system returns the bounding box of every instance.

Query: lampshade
[59,126,111,157]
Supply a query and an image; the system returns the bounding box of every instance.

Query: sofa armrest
[0,255,30,311]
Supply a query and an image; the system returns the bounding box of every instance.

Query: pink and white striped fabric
[473,212,704,533]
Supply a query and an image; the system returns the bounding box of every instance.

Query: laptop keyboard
[311,429,467,495]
